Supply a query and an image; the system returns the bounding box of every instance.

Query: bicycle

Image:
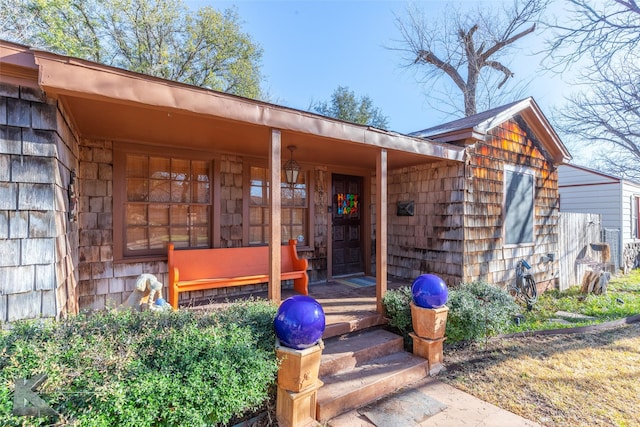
[510,259,538,310]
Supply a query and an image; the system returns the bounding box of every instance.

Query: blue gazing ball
[274,295,326,350]
[155,298,166,306]
[412,274,448,308]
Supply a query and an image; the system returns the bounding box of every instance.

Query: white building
[558,163,640,272]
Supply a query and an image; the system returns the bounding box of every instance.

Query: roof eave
[29,47,464,163]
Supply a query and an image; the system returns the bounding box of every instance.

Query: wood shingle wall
[0,83,79,321]
[384,161,465,286]
[383,117,561,290]
[463,118,559,290]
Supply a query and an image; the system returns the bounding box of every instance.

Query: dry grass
[441,323,640,426]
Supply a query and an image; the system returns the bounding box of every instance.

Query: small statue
[120,274,171,311]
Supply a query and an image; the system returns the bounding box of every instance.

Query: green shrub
[0,300,279,427]
[446,281,520,343]
[382,287,413,348]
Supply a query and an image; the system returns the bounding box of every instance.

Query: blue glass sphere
[274,295,326,350]
[412,274,448,308]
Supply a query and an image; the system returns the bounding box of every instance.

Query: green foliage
[446,281,520,343]
[210,297,279,353]
[0,301,278,426]
[382,287,413,333]
[382,287,413,348]
[382,282,520,345]
[1,0,263,99]
[312,86,389,129]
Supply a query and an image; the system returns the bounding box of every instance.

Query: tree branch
[485,60,514,88]
[415,49,467,92]
[482,24,535,60]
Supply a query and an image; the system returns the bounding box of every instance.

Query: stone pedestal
[410,303,449,376]
[410,302,448,339]
[275,340,323,426]
[276,341,323,392]
[410,333,445,376]
[276,380,323,427]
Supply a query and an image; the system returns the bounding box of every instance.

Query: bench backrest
[169,244,299,281]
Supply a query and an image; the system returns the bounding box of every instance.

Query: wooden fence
[557,212,602,291]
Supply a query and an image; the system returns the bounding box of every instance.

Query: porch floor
[190,277,410,335]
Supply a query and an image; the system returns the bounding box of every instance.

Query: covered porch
[27,43,464,314]
[0,40,464,320]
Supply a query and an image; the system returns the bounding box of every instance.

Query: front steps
[316,326,430,422]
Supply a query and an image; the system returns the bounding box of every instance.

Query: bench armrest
[287,239,308,271]
[167,243,180,309]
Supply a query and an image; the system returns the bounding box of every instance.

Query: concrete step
[320,328,404,377]
[316,350,429,422]
[323,312,387,339]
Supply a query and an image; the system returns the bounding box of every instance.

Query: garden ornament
[120,273,171,311]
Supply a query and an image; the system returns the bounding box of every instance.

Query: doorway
[331,174,364,276]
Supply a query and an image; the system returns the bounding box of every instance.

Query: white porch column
[376,149,388,313]
[269,129,282,303]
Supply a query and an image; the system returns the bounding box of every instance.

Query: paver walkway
[328,377,542,426]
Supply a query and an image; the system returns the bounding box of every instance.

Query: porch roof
[1,40,464,170]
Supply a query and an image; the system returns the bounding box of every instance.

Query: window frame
[243,160,314,250]
[632,195,640,239]
[503,165,536,247]
[113,143,219,261]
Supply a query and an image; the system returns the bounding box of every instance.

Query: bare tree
[546,1,640,180]
[394,0,549,117]
[545,0,640,72]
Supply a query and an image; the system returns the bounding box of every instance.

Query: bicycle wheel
[522,275,538,310]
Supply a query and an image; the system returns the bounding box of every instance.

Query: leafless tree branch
[394,0,549,117]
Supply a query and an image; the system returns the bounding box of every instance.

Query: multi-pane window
[124,154,211,256]
[249,166,308,246]
[504,167,534,245]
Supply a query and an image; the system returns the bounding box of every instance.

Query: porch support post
[269,129,282,304]
[376,149,388,313]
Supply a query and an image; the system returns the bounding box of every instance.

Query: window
[504,166,534,245]
[249,166,308,246]
[121,153,212,256]
[632,195,639,239]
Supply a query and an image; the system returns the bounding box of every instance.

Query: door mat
[334,276,378,288]
[361,388,447,426]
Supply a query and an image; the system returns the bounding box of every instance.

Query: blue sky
[188,1,573,136]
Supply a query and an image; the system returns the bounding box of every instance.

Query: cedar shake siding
[383,160,465,286]
[462,117,560,290]
[0,83,79,321]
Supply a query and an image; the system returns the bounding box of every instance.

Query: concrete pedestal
[276,341,323,392]
[275,340,323,426]
[410,303,448,375]
[410,333,445,376]
[410,302,448,339]
[276,380,323,427]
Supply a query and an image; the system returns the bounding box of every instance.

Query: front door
[332,174,363,276]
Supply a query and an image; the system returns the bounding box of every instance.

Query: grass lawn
[441,270,640,427]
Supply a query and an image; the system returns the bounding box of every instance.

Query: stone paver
[328,377,542,427]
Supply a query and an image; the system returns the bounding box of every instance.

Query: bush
[382,287,413,348]
[0,300,279,427]
[446,281,520,343]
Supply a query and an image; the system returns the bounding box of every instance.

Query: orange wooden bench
[167,239,309,309]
